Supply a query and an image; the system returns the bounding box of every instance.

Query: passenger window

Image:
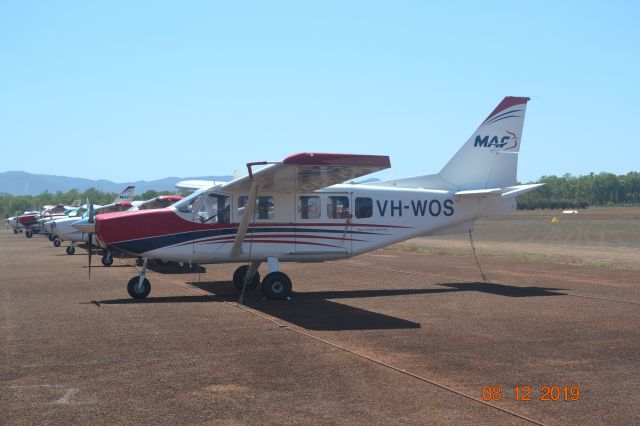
[355,197,373,218]
[238,196,275,220]
[327,196,351,219]
[298,196,321,219]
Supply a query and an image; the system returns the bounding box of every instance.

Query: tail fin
[440,96,530,190]
[372,96,530,191]
[113,186,135,203]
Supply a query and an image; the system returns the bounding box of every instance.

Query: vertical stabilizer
[439,96,530,190]
[113,186,135,203]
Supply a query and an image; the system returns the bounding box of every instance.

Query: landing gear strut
[127,257,151,299]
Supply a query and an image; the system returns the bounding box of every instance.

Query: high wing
[223,152,391,257]
[175,180,222,191]
[132,195,184,210]
[221,153,391,193]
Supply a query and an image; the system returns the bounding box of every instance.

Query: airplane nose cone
[72,218,95,234]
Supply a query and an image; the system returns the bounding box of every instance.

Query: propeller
[87,198,95,278]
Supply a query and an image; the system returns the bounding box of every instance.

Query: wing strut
[230,162,267,258]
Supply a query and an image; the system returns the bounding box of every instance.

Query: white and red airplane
[74,97,543,300]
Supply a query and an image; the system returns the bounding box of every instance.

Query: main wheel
[13,229,18,234]
[261,272,292,300]
[25,230,33,238]
[127,277,151,299]
[66,246,76,255]
[101,254,114,267]
[53,238,62,247]
[233,265,260,291]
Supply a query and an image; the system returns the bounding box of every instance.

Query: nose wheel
[127,277,151,299]
[101,253,113,267]
[127,258,150,299]
[66,245,76,255]
[53,238,62,247]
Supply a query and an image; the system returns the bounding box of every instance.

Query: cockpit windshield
[176,190,231,224]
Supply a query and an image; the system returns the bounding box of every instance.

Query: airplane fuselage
[94,184,515,264]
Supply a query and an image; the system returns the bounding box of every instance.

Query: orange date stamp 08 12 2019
[481,385,581,402]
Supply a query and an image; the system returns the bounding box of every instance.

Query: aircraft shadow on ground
[97,281,566,331]
[436,282,567,297]
[194,281,425,331]
[146,263,207,274]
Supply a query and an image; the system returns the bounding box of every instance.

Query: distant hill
[0,171,234,196]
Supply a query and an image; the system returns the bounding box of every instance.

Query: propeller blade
[88,233,93,279]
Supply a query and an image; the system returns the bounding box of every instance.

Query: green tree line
[2,172,640,217]
[517,172,640,210]
[0,188,174,218]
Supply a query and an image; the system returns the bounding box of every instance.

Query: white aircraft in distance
[52,181,214,264]
[74,96,543,300]
[48,186,136,251]
[55,194,184,264]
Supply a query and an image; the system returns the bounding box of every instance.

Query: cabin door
[295,193,352,254]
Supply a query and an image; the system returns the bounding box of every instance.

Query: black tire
[53,238,62,247]
[48,234,55,241]
[25,230,33,238]
[127,277,151,299]
[136,257,144,267]
[261,272,292,300]
[101,254,113,267]
[233,265,260,291]
[13,229,18,234]
[66,246,75,255]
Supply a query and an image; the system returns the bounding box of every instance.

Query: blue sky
[1,1,638,183]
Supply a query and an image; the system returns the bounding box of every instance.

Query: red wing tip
[155,195,183,202]
[283,152,391,168]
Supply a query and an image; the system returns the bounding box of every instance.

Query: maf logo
[473,131,518,150]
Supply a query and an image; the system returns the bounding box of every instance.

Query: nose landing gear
[127,258,151,299]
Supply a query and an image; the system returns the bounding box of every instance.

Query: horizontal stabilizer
[453,183,544,199]
[500,183,545,198]
[454,188,502,197]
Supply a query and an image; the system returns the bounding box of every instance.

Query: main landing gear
[122,257,293,301]
[232,257,292,301]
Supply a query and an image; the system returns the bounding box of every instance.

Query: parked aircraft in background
[74,96,542,301]
[46,186,136,246]
[55,194,183,264]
